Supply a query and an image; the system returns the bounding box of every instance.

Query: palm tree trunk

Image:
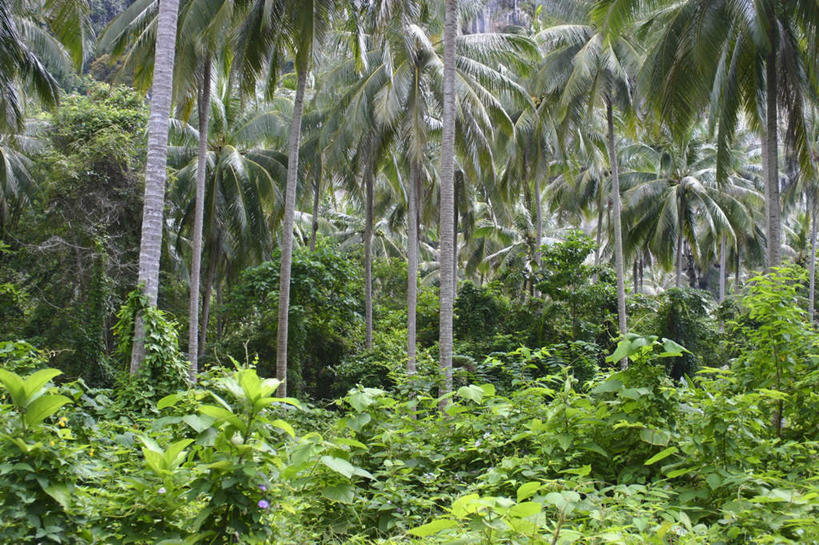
[215,279,223,342]
[810,194,817,323]
[310,177,320,251]
[453,171,460,299]
[275,65,309,397]
[734,248,740,292]
[535,176,543,271]
[187,55,211,381]
[130,0,181,373]
[633,259,638,294]
[719,234,727,302]
[765,23,781,269]
[198,246,217,359]
[605,97,628,359]
[595,185,604,266]
[438,0,458,406]
[364,164,374,349]
[407,159,419,375]
[675,228,683,288]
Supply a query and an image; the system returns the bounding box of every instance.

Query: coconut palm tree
[167,83,291,361]
[620,128,763,291]
[323,4,534,374]
[537,0,642,352]
[127,0,183,373]
[597,0,818,270]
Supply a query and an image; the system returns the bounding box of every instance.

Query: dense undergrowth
[2,267,819,544]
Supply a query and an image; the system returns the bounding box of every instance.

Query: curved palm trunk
[438,0,458,407]
[605,98,628,362]
[130,0,181,374]
[719,234,727,302]
[275,65,309,397]
[407,159,419,375]
[765,28,781,269]
[187,56,212,381]
[364,164,374,349]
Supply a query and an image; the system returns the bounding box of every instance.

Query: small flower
[258,499,270,509]
[89,448,95,457]
[483,431,491,439]
[49,440,55,447]
[58,417,68,428]
[258,484,267,492]
[458,447,465,452]
[157,487,166,495]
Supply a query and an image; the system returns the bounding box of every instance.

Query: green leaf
[509,502,541,518]
[639,428,671,446]
[22,369,62,404]
[517,481,541,502]
[164,439,193,469]
[320,456,356,479]
[456,384,485,404]
[24,395,71,427]
[562,465,591,477]
[271,419,295,438]
[408,518,458,537]
[644,446,678,466]
[0,368,26,407]
[322,484,355,503]
[157,393,183,410]
[199,405,244,431]
[42,483,72,511]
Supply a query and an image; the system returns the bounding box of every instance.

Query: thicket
[1,266,818,544]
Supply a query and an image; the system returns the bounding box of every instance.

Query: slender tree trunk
[364,164,374,349]
[275,65,309,397]
[310,177,320,251]
[605,98,628,362]
[633,259,638,294]
[198,247,217,359]
[765,22,781,269]
[130,0,181,373]
[675,229,683,288]
[735,248,740,292]
[438,0,458,406]
[639,256,644,292]
[810,194,817,323]
[407,159,419,375]
[453,176,459,299]
[215,279,223,342]
[535,176,543,270]
[719,234,727,303]
[187,56,211,381]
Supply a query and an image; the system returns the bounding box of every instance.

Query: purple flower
[258,499,270,509]
[157,487,166,495]
[258,484,267,492]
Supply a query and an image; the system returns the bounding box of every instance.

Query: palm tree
[0,0,89,132]
[276,0,335,397]
[167,83,290,361]
[538,0,642,351]
[599,0,818,270]
[438,0,458,403]
[324,5,534,374]
[620,129,762,291]
[128,0,183,373]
